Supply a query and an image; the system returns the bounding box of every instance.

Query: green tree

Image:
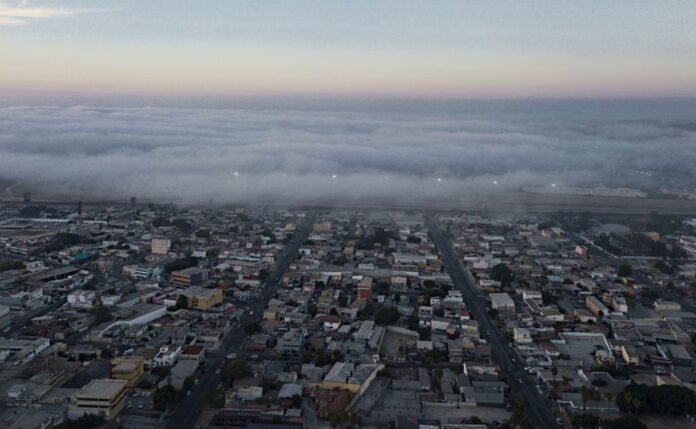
[618,263,633,277]
[153,385,180,411]
[0,259,24,272]
[175,294,188,310]
[490,263,514,283]
[244,321,261,334]
[91,304,113,325]
[222,360,252,386]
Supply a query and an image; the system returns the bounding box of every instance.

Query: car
[250,354,259,360]
[138,404,143,409]
[227,353,237,359]
[557,417,564,426]
[215,368,221,374]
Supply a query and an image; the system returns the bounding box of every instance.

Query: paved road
[168,212,316,429]
[426,216,558,429]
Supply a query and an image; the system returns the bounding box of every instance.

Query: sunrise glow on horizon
[2,0,696,98]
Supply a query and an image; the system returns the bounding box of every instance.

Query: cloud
[0,6,73,18]
[0,14,23,24]
[0,1,80,25]
[0,99,694,205]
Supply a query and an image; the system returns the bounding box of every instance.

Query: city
[2,1,696,428]
[0,202,694,429]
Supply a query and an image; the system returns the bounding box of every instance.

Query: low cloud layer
[0,99,695,205]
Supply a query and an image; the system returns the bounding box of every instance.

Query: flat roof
[78,379,127,399]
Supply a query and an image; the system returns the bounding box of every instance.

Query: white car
[227,353,237,359]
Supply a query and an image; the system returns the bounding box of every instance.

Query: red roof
[182,345,204,355]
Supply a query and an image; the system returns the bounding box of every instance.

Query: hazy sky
[2,0,696,98]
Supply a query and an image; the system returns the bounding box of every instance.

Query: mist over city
[2,98,695,205]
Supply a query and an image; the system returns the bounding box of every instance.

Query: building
[0,305,12,329]
[513,328,532,344]
[122,263,162,280]
[151,238,171,255]
[111,356,145,388]
[277,329,305,357]
[315,362,384,394]
[180,345,205,365]
[0,337,50,365]
[171,267,208,287]
[586,296,610,317]
[72,379,129,420]
[575,245,589,257]
[177,286,223,311]
[654,299,681,312]
[357,278,373,301]
[489,293,515,311]
[153,345,181,367]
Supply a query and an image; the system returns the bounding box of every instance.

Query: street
[167,212,316,429]
[426,216,559,429]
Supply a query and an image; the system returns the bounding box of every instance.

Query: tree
[490,263,514,283]
[91,304,113,325]
[153,385,180,411]
[616,384,696,416]
[175,294,188,310]
[0,259,24,273]
[308,304,318,317]
[374,307,400,325]
[81,277,99,290]
[152,216,171,227]
[206,248,219,259]
[406,235,422,244]
[54,415,106,429]
[164,256,198,274]
[244,321,261,335]
[172,218,192,232]
[618,263,633,277]
[183,376,195,391]
[195,229,211,239]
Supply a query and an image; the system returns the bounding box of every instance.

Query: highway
[167,212,316,429]
[426,216,559,429]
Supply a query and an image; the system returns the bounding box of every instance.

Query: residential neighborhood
[0,203,695,429]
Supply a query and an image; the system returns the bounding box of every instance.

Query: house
[489,293,514,311]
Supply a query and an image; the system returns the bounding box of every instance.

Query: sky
[2,0,696,98]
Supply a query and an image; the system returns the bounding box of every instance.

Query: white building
[153,345,181,367]
[489,293,515,311]
[67,290,96,309]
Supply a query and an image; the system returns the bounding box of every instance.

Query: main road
[167,211,316,429]
[426,216,558,429]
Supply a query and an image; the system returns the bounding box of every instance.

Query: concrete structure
[315,362,384,394]
[177,287,222,311]
[153,345,181,367]
[586,296,610,317]
[72,379,129,420]
[171,267,208,287]
[151,238,171,255]
[489,293,514,311]
[111,356,144,388]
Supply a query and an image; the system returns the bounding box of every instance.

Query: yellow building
[178,286,223,311]
[73,379,129,420]
[151,238,171,255]
[111,356,145,388]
